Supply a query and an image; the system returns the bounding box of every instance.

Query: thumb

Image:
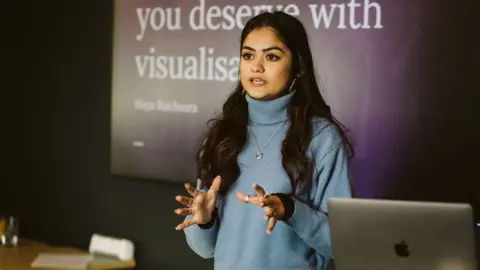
[209,176,222,196]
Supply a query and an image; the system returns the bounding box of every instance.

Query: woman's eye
[266,54,279,61]
[242,53,253,60]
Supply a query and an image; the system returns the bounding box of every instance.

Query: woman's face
[240,27,293,100]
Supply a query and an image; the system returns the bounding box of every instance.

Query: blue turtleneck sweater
[183,91,352,270]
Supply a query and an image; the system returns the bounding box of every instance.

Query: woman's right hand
[174,176,222,230]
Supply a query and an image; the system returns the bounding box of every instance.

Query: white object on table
[88,233,134,261]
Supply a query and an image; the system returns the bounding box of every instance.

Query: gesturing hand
[236,183,285,235]
[174,176,222,230]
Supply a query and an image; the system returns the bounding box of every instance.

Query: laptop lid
[327,198,477,270]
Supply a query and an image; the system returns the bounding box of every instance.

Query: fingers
[235,191,274,207]
[235,186,278,235]
[236,192,264,207]
[184,183,198,198]
[234,183,272,207]
[208,175,222,195]
[261,195,274,207]
[175,217,196,231]
[175,195,194,207]
[253,183,266,197]
[174,207,194,216]
[266,217,277,235]
[263,206,275,221]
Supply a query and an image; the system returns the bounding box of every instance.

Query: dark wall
[384,2,480,210]
[3,1,479,270]
[5,2,212,270]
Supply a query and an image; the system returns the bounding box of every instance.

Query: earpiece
[288,77,298,93]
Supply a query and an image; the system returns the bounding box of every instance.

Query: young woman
[174,11,354,270]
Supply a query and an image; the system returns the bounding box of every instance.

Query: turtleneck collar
[245,91,294,125]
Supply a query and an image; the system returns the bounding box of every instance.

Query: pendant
[256,151,263,160]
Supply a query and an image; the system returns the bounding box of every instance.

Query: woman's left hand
[236,184,285,235]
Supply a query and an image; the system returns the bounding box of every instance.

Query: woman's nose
[250,59,265,73]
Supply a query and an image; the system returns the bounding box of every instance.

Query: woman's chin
[246,89,270,100]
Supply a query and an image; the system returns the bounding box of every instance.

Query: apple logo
[394,240,410,257]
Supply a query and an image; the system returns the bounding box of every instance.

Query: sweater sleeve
[182,181,220,259]
[284,139,352,263]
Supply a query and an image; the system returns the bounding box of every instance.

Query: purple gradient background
[111,0,430,199]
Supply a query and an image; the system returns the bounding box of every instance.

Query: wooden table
[0,239,135,270]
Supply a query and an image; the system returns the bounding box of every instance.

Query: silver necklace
[249,121,286,160]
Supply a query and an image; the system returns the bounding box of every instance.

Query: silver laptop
[327,198,478,270]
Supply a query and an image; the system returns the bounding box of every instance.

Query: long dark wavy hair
[196,11,354,196]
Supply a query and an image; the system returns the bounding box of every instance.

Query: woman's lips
[250,77,266,87]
